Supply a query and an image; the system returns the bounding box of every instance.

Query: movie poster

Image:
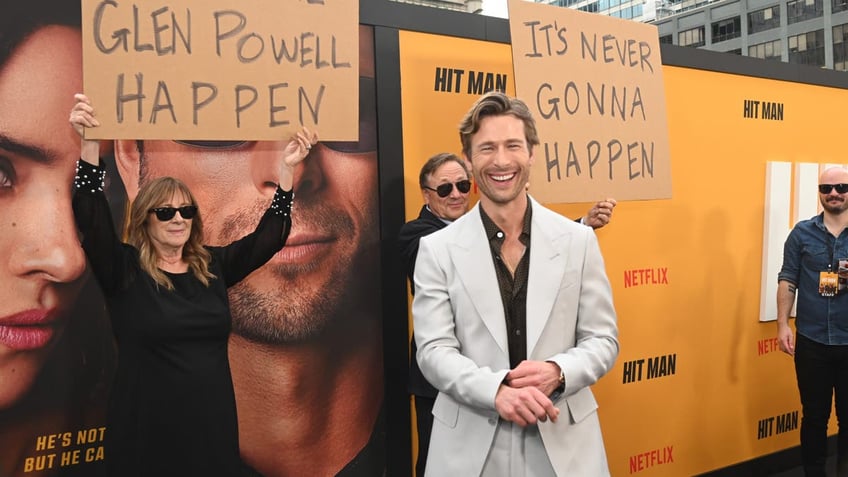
[0,2,383,476]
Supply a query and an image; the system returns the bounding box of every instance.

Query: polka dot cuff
[74,159,106,193]
[271,186,293,217]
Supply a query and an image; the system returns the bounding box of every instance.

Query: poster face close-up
[1,3,383,476]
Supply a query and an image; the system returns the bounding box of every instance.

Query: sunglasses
[148,205,198,221]
[819,184,848,194]
[424,180,472,198]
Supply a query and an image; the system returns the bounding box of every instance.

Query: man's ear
[114,139,141,200]
[420,187,430,206]
[462,155,474,179]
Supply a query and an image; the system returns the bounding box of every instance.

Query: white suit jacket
[413,197,619,477]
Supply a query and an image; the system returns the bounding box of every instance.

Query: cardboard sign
[508,0,672,203]
[81,0,359,140]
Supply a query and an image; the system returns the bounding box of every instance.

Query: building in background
[652,0,848,70]
[538,0,655,21]
[390,0,484,13]
[540,0,848,72]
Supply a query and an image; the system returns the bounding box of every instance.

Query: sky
[481,0,509,18]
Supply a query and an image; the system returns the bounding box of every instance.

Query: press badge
[820,270,838,297]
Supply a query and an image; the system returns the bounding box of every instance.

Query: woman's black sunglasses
[424,180,472,198]
[148,205,198,221]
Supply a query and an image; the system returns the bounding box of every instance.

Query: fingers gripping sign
[584,197,617,229]
[283,126,319,168]
[278,126,318,191]
[70,94,103,166]
[70,93,101,138]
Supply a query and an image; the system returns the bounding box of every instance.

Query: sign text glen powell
[81,0,359,140]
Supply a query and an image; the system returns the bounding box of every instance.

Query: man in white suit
[413,91,619,477]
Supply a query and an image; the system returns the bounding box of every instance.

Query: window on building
[748,39,783,60]
[787,0,824,24]
[578,1,600,12]
[679,26,706,47]
[553,0,583,6]
[660,34,674,44]
[834,23,848,70]
[748,5,781,33]
[835,0,848,13]
[712,17,742,42]
[727,48,743,54]
[788,29,825,66]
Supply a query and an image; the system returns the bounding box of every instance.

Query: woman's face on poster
[0,26,87,408]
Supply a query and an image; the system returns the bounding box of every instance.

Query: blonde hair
[126,177,215,290]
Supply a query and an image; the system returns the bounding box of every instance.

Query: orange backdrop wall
[399,29,847,476]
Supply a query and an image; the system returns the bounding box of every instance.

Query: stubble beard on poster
[225,199,379,345]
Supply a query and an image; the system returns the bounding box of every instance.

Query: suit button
[488,417,497,425]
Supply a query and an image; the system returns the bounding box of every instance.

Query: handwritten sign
[81,0,359,140]
[508,0,671,203]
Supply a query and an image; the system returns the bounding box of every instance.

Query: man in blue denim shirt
[778,166,848,477]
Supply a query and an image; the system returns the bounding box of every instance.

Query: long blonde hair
[126,177,215,290]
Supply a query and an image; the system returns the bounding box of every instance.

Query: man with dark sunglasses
[112,26,384,477]
[778,166,848,477]
[398,151,615,477]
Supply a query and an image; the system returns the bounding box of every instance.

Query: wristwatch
[548,362,565,400]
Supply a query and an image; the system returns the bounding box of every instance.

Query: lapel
[420,206,448,230]
[448,205,509,357]
[526,198,570,358]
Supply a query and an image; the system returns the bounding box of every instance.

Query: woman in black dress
[69,94,316,477]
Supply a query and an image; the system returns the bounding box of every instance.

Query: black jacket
[397,206,448,397]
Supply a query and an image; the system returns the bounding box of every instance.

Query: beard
[227,256,354,344]
[221,197,377,344]
[821,195,848,214]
